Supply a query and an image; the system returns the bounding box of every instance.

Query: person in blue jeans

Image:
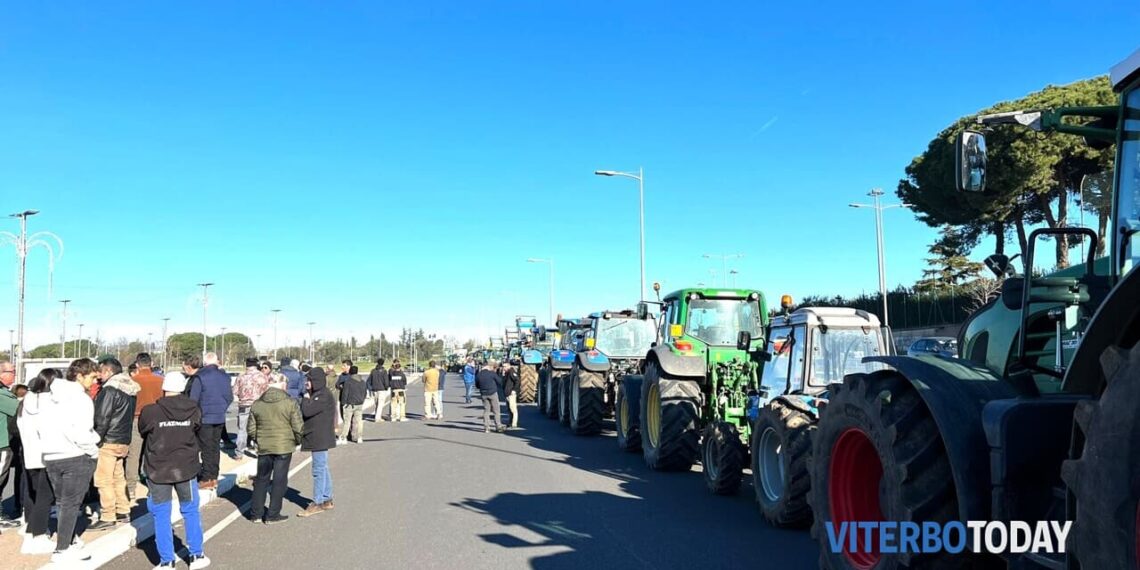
[298,368,336,517]
[138,372,211,569]
[462,358,477,404]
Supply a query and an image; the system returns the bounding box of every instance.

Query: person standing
[501,361,520,429]
[335,361,367,442]
[138,372,211,569]
[232,358,269,457]
[90,358,141,530]
[131,353,164,501]
[247,378,302,524]
[0,361,22,530]
[475,361,505,433]
[422,360,442,420]
[436,361,447,399]
[297,368,335,517]
[16,369,58,554]
[42,358,101,563]
[281,358,304,401]
[462,358,477,404]
[388,362,408,422]
[367,359,390,422]
[188,353,233,490]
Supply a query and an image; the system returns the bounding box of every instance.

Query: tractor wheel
[1060,267,1140,569]
[558,371,572,426]
[545,372,562,418]
[536,368,547,413]
[615,375,643,452]
[518,365,538,404]
[570,369,606,436]
[752,399,815,528]
[640,361,700,471]
[809,370,958,570]
[702,421,746,495]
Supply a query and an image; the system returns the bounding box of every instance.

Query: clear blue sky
[2,1,1137,349]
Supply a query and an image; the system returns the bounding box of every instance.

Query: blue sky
[1,1,1137,349]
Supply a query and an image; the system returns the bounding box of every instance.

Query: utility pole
[161,317,170,369]
[77,323,85,358]
[197,283,214,359]
[220,327,228,366]
[307,322,316,364]
[271,309,282,361]
[59,299,72,358]
[849,188,906,328]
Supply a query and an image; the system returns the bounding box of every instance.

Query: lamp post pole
[702,253,744,287]
[161,317,170,369]
[849,188,906,328]
[197,283,214,359]
[526,258,555,324]
[271,309,282,361]
[77,323,85,358]
[594,168,646,301]
[307,322,316,363]
[220,327,228,366]
[59,299,72,358]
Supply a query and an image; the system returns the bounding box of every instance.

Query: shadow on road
[451,405,819,569]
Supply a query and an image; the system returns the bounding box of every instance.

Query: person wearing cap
[297,367,336,517]
[247,376,302,524]
[138,371,211,570]
[388,361,409,422]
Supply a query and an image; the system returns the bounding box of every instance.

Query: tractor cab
[659,288,768,362]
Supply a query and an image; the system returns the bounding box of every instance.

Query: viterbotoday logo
[825,521,1073,555]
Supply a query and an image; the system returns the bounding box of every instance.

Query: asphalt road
[104,373,819,569]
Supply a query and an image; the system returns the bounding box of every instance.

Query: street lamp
[161,317,171,369]
[147,332,153,352]
[3,210,63,382]
[77,323,85,357]
[526,258,555,324]
[307,322,316,363]
[849,188,907,328]
[271,309,282,361]
[59,299,72,358]
[196,283,214,359]
[220,327,228,366]
[702,253,744,287]
[595,167,646,301]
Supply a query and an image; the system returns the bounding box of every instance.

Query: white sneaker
[189,554,212,569]
[51,547,92,563]
[21,534,55,555]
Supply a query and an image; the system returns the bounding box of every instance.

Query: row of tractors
[512,49,1140,569]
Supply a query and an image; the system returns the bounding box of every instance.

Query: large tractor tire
[809,370,958,569]
[545,371,562,418]
[558,372,572,426]
[1060,267,1140,569]
[518,365,538,404]
[640,361,700,471]
[702,421,747,495]
[615,375,643,452]
[752,399,815,528]
[570,369,606,436]
[536,368,547,413]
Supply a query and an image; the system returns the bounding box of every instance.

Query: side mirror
[737,331,752,351]
[956,130,987,193]
[636,302,649,321]
[984,254,1011,278]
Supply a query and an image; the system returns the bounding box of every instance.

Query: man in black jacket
[335,361,367,443]
[388,362,409,422]
[367,359,390,423]
[502,361,520,429]
[475,362,505,433]
[297,368,336,517]
[138,372,210,570]
[91,358,140,530]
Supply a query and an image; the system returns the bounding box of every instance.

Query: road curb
[40,459,261,569]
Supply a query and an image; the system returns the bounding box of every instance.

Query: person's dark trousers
[482,394,502,431]
[249,454,292,520]
[45,455,98,552]
[0,446,17,518]
[22,468,54,537]
[126,417,143,499]
[196,423,225,482]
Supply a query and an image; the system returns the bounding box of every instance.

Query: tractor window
[686,298,764,346]
[1117,87,1140,275]
[594,318,657,358]
[807,327,886,387]
[761,325,804,396]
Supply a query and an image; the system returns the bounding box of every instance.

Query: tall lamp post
[526,258,555,324]
[849,188,907,328]
[594,167,646,301]
[220,327,228,366]
[4,210,64,381]
[76,323,85,358]
[271,309,282,361]
[702,253,744,287]
[307,322,316,363]
[59,299,72,358]
[161,317,170,369]
[196,283,214,359]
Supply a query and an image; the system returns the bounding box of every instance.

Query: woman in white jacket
[16,368,59,554]
[40,358,101,564]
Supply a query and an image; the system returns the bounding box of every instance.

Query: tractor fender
[522,349,544,366]
[649,345,706,378]
[549,349,575,371]
[864,355,1020,522]
[576,351,611,373]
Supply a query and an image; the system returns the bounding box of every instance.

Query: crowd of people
[0,352,525,568]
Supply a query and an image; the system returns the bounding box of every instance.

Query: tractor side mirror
[736,331,752,351]
[984,254,1011,278]
[636,302,649,321]
[956,130,987,193]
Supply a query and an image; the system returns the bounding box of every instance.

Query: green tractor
[750,304,888,528]
[632,287,769,495]
[808,48,1140,568]
[561,308,658,437]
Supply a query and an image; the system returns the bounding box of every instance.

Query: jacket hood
[261,386,290,403]
[105,373,141,396]
[307,369,327,392]
[20,391,46,416]
[156,394,199,422]
[50,378,86,403]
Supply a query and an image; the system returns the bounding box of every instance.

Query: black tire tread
[518,365,538,404]
[752,400,815,528]
[641,362,700,471]
[571,369,606,436]
[616,376,642,452]
[703,421,746,495]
